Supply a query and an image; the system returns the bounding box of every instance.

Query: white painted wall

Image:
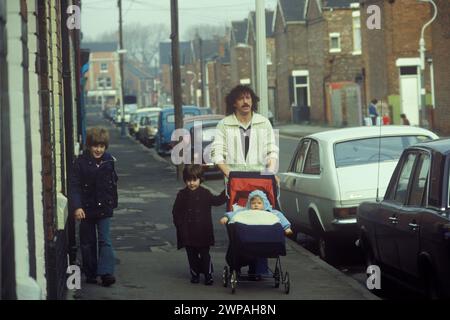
[27,0,47,299]
[7,0,41,300]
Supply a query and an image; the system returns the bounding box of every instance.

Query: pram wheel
[274,266,280,288]
[231,270,238,294]
[222,266,229,287]
[283,272,290,294]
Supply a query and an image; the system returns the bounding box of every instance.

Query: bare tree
[124,23,169,66]
[95,23,170,67]
[183,24,227,41]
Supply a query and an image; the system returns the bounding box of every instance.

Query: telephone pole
[170,0,183,180]
[256,0,268,118]
[118,0,126,137]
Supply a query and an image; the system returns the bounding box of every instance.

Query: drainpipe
[418,0,437,128]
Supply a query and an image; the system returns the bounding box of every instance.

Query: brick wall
[274,10,290,122]
[361,0,432,105]
[431,0,450,135]
[274,18,308,122]
[215,62,232,114]
[267,38,276,88]
[161,64,172,97]
[324,10,363,84]
[307,0,326,123]
[230,45,253,86]
[361,0,388,105]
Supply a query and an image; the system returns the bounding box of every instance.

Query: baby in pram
[220,190,293,236]
[220,190,292,280]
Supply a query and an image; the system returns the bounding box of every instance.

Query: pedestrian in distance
[172,164,226,285]
[382,113,391,125]
[368,99,379,126]
[68,127,118,287]
[400,113,410,125]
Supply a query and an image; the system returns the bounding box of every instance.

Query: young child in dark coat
[69,127,118,287]
[172,165,226,285]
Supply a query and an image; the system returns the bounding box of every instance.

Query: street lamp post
[117,49,127,136]
[418,0,437,128]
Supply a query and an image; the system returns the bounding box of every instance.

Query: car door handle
[388,216,398,224]
[408,223,420,231]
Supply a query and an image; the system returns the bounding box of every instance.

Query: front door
[399,66,419,126]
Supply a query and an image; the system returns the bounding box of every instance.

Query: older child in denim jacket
[69,127,118,287]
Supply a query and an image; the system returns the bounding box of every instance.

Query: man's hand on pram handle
[284,228,294,236]
[220,217,229,225]
[217,163,230,178]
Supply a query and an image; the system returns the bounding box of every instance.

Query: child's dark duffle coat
[172,186,226,249]
[69,152,118,219]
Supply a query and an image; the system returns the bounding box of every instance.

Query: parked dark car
[137,112,160,147]
[357,139,450,298]
[155,106,201,155]
[183,115,224,177]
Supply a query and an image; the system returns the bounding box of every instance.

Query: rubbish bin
[291,106,301,123]
[298,105,310,123]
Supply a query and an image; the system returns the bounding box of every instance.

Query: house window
[97,77,104,88]
[100,62,108,72]
[329,33,341,53]
[97,77,112,89]
[352,11,362,54]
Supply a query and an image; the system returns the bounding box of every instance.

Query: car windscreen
[334,135,432,168]
[148,114,158,126]
[167,112,196,123]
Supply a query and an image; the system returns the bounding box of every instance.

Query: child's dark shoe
[204,274,214,285]
[101,274,116,287]
[190,274,200,284]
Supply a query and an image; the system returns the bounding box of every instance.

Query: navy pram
[222,172,290,294]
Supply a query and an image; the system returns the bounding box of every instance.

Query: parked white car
[279,125,439,262]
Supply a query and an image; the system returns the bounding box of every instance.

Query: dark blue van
[155,106,201,155]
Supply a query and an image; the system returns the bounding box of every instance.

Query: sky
[81,0,278,41]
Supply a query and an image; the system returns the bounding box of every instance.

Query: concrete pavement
[68,111,377,300]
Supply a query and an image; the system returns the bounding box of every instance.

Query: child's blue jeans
[80,217,115,278]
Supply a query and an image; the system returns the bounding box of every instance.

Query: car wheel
[360,237,389,297]
[317,234,336,264]
[361,237,377,267]
[310,213,336,264]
